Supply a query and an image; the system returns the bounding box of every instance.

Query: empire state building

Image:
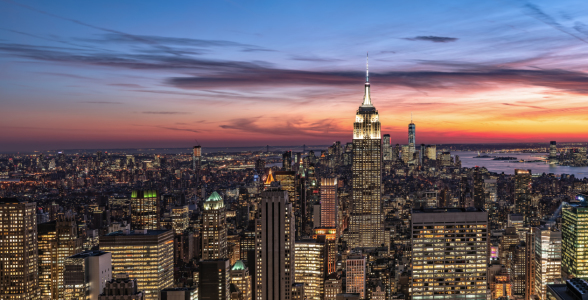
[348,57,385,248]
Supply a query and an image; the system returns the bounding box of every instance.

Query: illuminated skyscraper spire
[362,53,372,107]
[366,52,369,82]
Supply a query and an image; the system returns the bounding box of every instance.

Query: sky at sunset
[2,0,588,152]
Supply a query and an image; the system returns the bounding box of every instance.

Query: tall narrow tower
[348,55,384,248]
[408,114,416,160]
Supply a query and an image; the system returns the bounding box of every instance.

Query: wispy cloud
[405,36,458,43]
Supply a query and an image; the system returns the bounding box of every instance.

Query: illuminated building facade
[534,227,562,300]
[514,169,533,226]
[411,208,489,300]
[493,273,513,299]
[320,177,338,230]
[231,260,252,300]
[294,240,326,300]
[130,190,160,230]
[100,230,174,300]
[349,58,385,248]
[313,228,338,275]
[562,202,588,279]
[549,142,557,164]
[409,117,416,161]
[324,272,343,300]
[38,217,83,300]
[0,199,38,300]
[171,205,190,233]
[255,187,295,300]
[346,253,366,299]
[202,191,227,260]
[193,145,201,172]
[510,242,527,297]
[63,250,112,300]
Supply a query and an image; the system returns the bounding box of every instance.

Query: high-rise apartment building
[171,205,189,233]
[510,242,527,297]
[202,191,227,260]
[534,227,562,300]
[130,190,160,230]
[549,141,557,164]
[346,253,366,299]
[348,58,384,248]
[63,250,112,300]
[0,198,38,300]
[193,145,202,172]
[562,202,588,279]
[383,134,391,161]
[473,167,485,209]
[320,178,338,230]
[294,240,326,300]
[230,260,252,300]
[255,187,295,300]
[411,208,489,300]
[283,151,292,171]
[408,117,416,160]
[200,259,230,300]
[100,230,174,300]
[514,169,533,226]
[38,217,83,300]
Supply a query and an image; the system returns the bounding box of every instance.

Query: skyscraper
[38,217,83,300]
[514,169,533,226]
[294,240,327,300]
[383,134,391,161]
[346,253,366,299]
[283,151,292,171]
[255,186,295,300]
[549,141,557,164]
[348,57,384,248]
[473,166,485,209]
[130,190,160,230]
[231,260,252,300]
[408,115,416,160]
[100,230,174,300]
[320,177,338,230]
[534,227,562,300]
[0,198,38,300]
[562,202,588,279]
[411,208,489,300]
[200,259,230,300]
[193,145,202,172]
[202,191,227,260]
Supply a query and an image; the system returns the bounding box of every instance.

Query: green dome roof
[204,191,224,210]
[232,260,246,271]
[206,191,223,202]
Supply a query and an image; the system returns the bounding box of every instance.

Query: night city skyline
[3,0,588,152]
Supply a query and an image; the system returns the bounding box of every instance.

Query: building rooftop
[412,207,486,213]
[69,250,110,258]
[104,229,170,236]
[232,260,246,271]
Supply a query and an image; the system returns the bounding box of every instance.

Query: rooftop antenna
[366,52,369,82]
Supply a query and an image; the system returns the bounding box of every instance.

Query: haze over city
[2,0,588,152]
